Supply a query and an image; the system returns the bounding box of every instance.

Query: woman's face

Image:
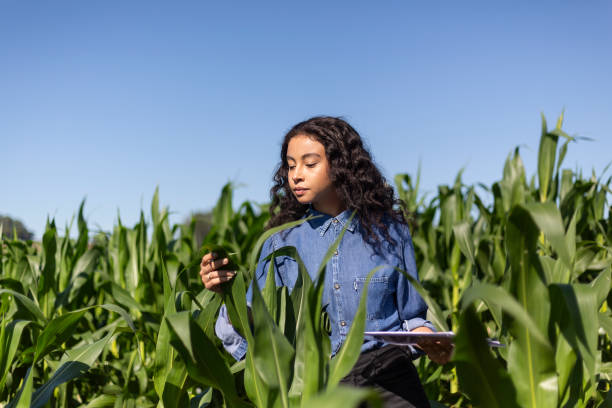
[286,134,344,216]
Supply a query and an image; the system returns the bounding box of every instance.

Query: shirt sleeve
[215,304,248,360]
[214,235,276,361]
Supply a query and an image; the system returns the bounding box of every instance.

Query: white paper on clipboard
[364,331,504,347]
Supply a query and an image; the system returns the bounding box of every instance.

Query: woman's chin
[293,195,312,205]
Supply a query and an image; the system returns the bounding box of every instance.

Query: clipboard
[364,331,504,347]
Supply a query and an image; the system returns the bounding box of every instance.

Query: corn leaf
[29,329,116,408]
[549,283,598,379]
[165,311,246,406]
[34,309,87,361]
[8,366,34,408]
[454,305,518,408]
[251,279,294,407]
[537,114,558,202]
[302,385,382,408]
[0,320,30,391]
[506,206,558,407]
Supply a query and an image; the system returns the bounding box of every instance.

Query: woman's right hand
[200,252,236,293]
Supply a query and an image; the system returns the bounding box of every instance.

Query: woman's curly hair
[268,116,407,245]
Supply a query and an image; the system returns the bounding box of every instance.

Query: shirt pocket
[271,255,298,290]
[353,274,393,327]
[353,275,389,292]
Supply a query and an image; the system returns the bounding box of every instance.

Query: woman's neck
[312,201,347,217]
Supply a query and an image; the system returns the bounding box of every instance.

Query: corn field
[1,113,611,407]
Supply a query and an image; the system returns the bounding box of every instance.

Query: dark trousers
[340,345,431,408]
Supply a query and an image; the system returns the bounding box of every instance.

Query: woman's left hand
[412,326,454,365]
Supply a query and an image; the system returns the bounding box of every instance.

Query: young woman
[200,116,452,407]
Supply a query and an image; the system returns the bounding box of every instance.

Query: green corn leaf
[34,309,87,361]
[8,365,34,408]
[98,303,137,332]
[223,267,251,342]
[288,251,322,404]
[522,202,572,270]
[554,330,579,407]
[566,210,578,265]
[460,283,549,347]
[506,338,558,408]
[54,247,103,309]
[453,220,476,265]
[302,385,382,408]
[244,352,270,408]
[212,183,235,239]
[506,206,558,408]
[453,305,519,408]
[560,169,573,202]
[248,216,319,273]
[31,303,135,363]
[75,200,89,259]
[251,279,294,407]
[194,293,222,340]
[599,312,612,340]
[394,267,449,332]
[81,395,116,408]
[591,267,611,307]
[537,114,558,202]
[153,279,178,400]
[440,190,457,248]
[221,265,269,407]
[0,320,30,391]
[277,285,294,340]
[0,289,46,323]
[304,261,332,398]
[151,186,161,229]
[263,246,310,346]
[262,257,278,320]
[161,361,189,408]
[165,311,245,405]
[499,148,527,212]
[549,283,598,379]
[29,329,116,408]
[104,281,143,313]
[39,224,57,318]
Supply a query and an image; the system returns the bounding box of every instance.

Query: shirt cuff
[215,305,248,361]
[401,318,436,359]
[402,317,436,332]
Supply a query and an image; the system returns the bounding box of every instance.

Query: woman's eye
[306,163,317,168]
[288,165,295,170]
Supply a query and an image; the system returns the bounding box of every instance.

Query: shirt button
[332,219,338,223]
[340,321,346,326]
[334,250,338,255]
[334,283,340,290]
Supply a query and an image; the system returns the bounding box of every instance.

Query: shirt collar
[306,206,357,236]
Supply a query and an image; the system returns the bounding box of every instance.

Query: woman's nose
[292,166,304,182]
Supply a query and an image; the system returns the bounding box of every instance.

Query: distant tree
[0,215,34,241]
[186,211,213,248]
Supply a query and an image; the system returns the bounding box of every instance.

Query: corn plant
[397,113,612,406]
[1,112,611,407]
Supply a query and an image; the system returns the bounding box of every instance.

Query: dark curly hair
[267,116,407,245]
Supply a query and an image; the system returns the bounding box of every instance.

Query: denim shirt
[214,208,434,360]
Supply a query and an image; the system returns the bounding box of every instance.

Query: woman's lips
[294,188,308,196]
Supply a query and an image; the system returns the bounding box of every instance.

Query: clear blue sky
[2,1,611,239]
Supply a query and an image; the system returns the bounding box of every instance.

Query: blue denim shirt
[215,208,434,360]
